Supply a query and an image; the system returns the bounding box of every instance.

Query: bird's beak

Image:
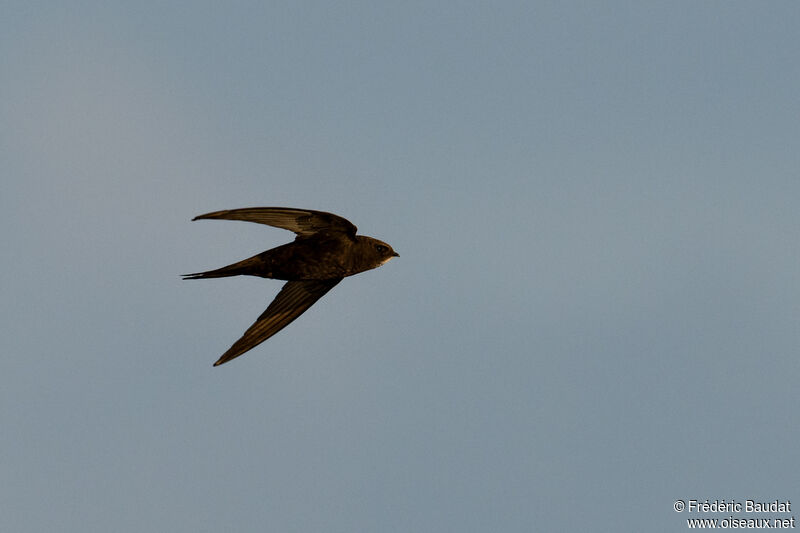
[392,251,399,257]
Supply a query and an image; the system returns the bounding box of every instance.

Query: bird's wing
[193,207,357,238]
[212,278,342,366]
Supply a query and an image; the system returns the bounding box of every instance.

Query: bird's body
[184,207,398,366]
[185,233,392,281]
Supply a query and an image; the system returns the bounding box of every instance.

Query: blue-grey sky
[2,2,799,531]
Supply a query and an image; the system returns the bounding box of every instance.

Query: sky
[2,2,799,531]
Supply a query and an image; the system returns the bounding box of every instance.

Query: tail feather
[183,254,265,280]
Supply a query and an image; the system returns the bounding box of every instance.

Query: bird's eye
[375,244,387,254]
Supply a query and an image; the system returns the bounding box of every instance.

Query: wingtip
[191,211,226,222]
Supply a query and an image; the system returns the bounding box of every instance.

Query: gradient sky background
[2,2,799,531]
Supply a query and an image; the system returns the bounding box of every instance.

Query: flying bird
[184,207,398,366]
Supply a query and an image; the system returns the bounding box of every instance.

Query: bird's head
[356,236,399,270]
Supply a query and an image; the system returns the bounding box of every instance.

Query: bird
[184,207,398,366]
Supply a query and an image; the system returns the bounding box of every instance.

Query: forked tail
[182,253,265,280]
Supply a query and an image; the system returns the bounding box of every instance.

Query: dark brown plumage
[184,207,398,366]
